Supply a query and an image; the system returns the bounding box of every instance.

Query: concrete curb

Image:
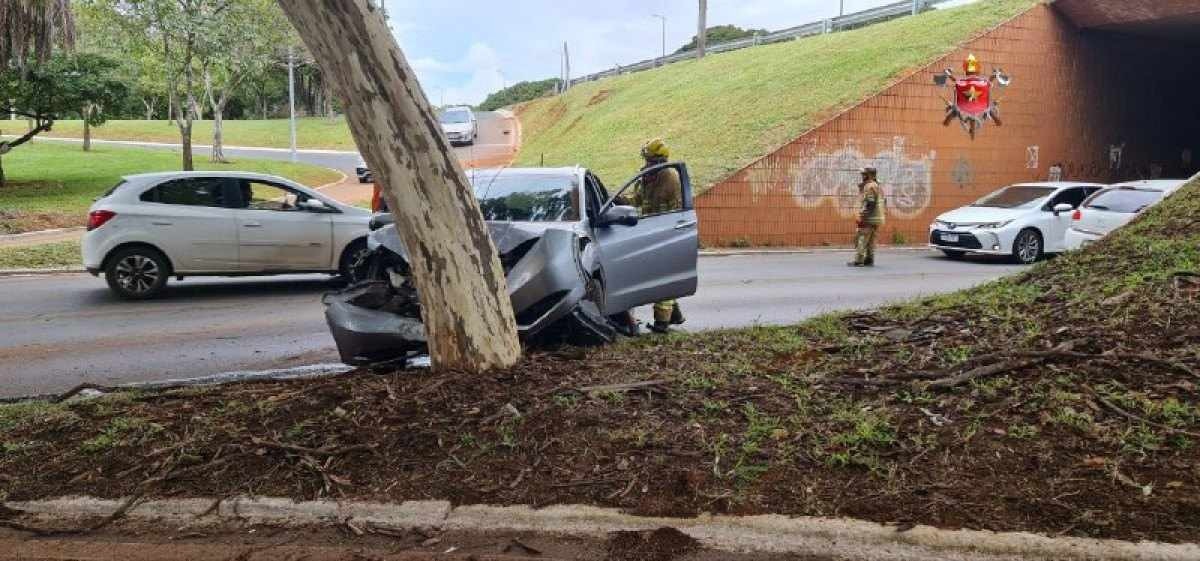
[9,497,1195,561]
[5,134,359,155]
[0,267,87,277]
[0,227,84,241]
[313,169,351,191]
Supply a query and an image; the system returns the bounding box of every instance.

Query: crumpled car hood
[370,220,580,258]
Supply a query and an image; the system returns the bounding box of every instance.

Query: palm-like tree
[1,0,76,68]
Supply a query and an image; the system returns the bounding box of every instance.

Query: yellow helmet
[641,138,670,160]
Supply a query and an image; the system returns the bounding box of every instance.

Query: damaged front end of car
[324,216,615,366]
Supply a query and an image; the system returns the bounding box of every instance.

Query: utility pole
[697,0,707,59]
[912,0,922,16]
[287,45,297,163]
[563,42,570,92]
[651,14,666,64]
[840,0,845,17]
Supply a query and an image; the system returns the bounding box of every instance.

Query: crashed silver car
[324,163,700,365]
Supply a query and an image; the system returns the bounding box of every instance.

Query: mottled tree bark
[276,0,521,372]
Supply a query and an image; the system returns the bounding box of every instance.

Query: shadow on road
[82,277,341,305]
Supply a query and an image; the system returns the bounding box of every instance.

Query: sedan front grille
[929,230,983,249]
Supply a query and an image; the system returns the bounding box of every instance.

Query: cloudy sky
[382,0,930,106]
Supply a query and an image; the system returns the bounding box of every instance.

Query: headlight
[977,220,1014,229]
[933,220,950,229]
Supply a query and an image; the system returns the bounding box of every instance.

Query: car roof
[444,106,473,112]
[121,171,298,184]
[468,166,582,178]
[1106,179,1188,191]
[1008,182,1103,188]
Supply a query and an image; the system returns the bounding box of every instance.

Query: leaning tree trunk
[276,0,521,372]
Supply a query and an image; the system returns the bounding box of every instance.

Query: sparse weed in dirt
[79,416,162,454]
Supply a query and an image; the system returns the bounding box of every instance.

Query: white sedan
[929,182,1104,264]
[83,171,372,299]
[1064,180,1187,250]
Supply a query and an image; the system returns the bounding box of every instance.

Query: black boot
[669,304,685,325]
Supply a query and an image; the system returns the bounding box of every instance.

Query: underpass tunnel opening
[1068,10,1200,181]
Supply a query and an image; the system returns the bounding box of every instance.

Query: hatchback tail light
[87,210,117,231]
[1072,209,1082,221]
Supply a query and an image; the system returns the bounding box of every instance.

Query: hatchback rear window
[1084,188,1163,214]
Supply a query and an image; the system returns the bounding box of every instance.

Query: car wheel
[1012,229,1043,265]
[942,249,966,260]
[358,176,370,184]
[339,239,372,283]
[568,276,616,346]
[104,247,170,300]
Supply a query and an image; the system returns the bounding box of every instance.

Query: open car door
[592,162,699,315]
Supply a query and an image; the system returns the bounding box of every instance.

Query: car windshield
[972,185,1056,209]
[1085,188,1164,213]
[440,110,471,124]
[471,172,579,222]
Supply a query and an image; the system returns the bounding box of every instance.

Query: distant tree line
[477,78,561,112]
[674,25,768,55]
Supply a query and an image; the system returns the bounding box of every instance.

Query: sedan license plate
[940,233,960,243]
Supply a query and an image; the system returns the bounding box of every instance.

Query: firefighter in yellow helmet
[849,166,886,267]
[634,138,685,333]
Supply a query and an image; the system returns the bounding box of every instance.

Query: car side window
[1048,188,1087,210]
[237,181,309,211]
[140,178,228,207]
[585,173,609,220]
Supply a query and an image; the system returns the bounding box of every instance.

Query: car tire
[358,176,370,184]
[104,246,170,300]
[942,249,966,260]
[1012,229,1043,265]
[568,276,616,346]
[339,239,372,283]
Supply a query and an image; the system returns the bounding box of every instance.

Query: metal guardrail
[568,0,950,87]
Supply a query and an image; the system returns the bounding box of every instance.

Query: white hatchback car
[83,171,372,299]
[929,182,1104,264]
[1064,179,1187,250]
[439,106,477,145]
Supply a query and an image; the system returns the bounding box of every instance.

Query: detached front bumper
[928,229,1009,255]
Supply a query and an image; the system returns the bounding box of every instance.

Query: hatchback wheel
[105,247,170,299]
[339,240,372,283]
[1012,229,1043,265]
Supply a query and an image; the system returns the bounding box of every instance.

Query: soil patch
[2,179,1199,544]
[0,209,77,235]
[606,527,699,561]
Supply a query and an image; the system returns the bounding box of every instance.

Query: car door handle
[673,220,698,230]
[150,221,173,226]
[242,222,262,228]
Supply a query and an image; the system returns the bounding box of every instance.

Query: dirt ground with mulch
[0,521,814,561]
[2,179,1199,544]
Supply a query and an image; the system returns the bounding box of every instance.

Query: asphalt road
[0,250,1024,398]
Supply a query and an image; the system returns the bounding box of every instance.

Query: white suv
[83,171,372,299]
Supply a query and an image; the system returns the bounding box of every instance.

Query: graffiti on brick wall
[788,138,935,219]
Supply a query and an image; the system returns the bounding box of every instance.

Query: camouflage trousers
[854,225,879,265]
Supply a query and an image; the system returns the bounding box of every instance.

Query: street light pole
[651,14,666,64]
[287,45,297,163]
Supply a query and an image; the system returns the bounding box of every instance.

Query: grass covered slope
[40,117,357,151]
[2,177,1198,542]
[0,142,341,234]
[515,0,1034,189]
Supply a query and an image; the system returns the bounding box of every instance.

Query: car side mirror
[598,205,639,227]
[299,199,332,212]
[1052,203,1073,215]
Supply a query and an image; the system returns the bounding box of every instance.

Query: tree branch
[0,119,54,154]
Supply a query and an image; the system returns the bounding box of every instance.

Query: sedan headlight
[976,220,1014,229]
[933,220,951,229]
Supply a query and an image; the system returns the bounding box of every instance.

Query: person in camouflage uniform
[849,166,885,267]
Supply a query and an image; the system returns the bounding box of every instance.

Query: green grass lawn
[0,141,341,234]
[515,0,1034,190]
[33,117,357,151]
[0,241,81,269]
